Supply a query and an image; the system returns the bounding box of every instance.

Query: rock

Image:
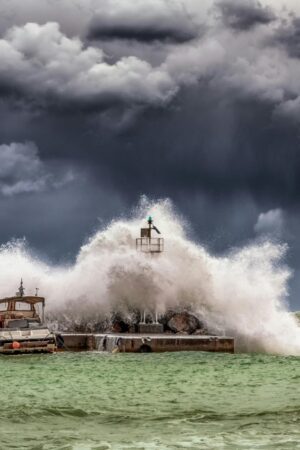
[47,309,209,335]
[111,319,129,333]
[193,328,207,335]
[159,310,176,327]
[167,312,200,334]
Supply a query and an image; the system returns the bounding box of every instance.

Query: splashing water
[0,198,299,355]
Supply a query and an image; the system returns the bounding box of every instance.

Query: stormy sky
[1,0,300,309]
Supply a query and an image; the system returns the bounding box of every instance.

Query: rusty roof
[0,296,45,305]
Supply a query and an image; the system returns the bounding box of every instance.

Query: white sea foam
[0,198,299,354]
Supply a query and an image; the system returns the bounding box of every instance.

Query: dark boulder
[111,319,130,333]
[167,312,201,334]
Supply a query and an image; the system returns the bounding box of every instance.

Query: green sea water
[0,352,300,450]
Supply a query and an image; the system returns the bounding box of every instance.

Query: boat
[0,280,57,354]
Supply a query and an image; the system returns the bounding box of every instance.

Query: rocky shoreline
[47,310,211,336]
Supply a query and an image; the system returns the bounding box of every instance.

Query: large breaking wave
[0,198,299,354]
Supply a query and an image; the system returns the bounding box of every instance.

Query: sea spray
[0,198,299,354]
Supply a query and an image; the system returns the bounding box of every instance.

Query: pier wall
[61,333,90,350]
[61,333,234,353]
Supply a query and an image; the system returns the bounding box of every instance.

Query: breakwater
[60,333,234,353]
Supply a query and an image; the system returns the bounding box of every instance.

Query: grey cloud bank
[1,4,300,122]
[1,0,300,309]
[88,0,199,43]
[0,22,176,108]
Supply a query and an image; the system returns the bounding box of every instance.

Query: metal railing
[136,237,164,253]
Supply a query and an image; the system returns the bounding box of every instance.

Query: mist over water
[0,198,299,355]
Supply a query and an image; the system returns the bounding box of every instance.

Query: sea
[1,351,299,450]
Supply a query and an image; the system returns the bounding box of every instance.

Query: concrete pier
[60,333,90,350]
[61,333,234,353]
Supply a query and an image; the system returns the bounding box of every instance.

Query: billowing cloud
[87,0,199,43]
[216,0,276,31]
[0,22,176,109]
[0,142,74,196]
[0,4,299,123]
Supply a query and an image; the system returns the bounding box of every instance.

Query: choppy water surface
[0,352,299,450]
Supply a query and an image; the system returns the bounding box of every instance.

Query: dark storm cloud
[216,0,276,31]
[273,17,300,58]
[2,0,300,308]
[1,0,298,197]
[0,4,295,121]
[87,2,199,43]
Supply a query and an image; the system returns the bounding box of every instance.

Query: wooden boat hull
[0,328,57,354]
[0,340,56,354]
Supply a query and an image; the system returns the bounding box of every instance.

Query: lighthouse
[136,216,164,333]
[136,216,164,254]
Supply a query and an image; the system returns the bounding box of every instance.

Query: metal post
[138,217,163,328]
[148,216,152,252]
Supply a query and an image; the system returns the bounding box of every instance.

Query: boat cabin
[0,280,45,330]
[0,280,57,354]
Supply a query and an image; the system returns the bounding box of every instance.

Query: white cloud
[0,22,176,108]
[0,142,74,196]
[254,208,285,237]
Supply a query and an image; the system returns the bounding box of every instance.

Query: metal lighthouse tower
[136,216,164,333]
